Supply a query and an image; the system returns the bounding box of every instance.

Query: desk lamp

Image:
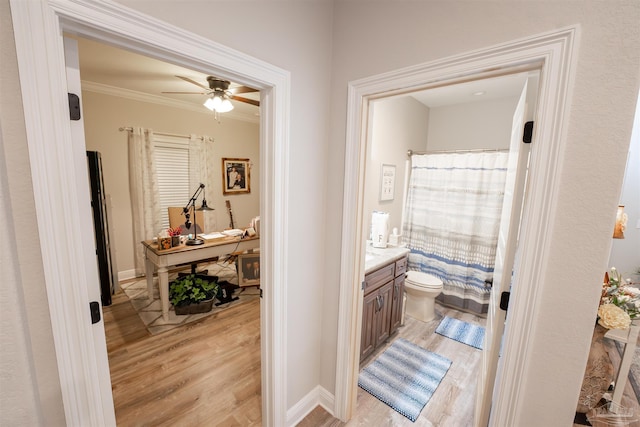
[183,183,214,246]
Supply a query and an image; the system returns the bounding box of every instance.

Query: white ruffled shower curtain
[402,152,509,314]
[128,128,214,275]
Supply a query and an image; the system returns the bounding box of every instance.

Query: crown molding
[81,80,260,124]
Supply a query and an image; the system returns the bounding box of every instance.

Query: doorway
[334,27,579,425]
[10,2,290,425]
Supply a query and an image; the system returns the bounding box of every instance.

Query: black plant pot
[174,296,215,315]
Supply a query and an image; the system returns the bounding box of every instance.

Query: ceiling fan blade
[231,86,259,95]
[232,95,260,107]
[162,91,207,95]
[175,75,209,90]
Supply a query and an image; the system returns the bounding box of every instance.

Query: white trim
[82,81,260,124]
[285,385,335,427]
[117,269,138,282]
[10,0,290,426]
[335,26,580,425]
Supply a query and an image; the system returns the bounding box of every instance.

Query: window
[153,135,190,230]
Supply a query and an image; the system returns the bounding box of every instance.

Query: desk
[142,235,260,321]
[606,321,640,413]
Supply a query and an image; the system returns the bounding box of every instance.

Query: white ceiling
[75,36,531,122]
[75,37,261,122]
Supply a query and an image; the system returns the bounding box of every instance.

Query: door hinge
[523,121,534,143]
[68,93,81,121]
[89,301,101,324]
[500,291,510,311]
[259,287,263,298]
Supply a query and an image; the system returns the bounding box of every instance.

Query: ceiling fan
[162,75,260,112]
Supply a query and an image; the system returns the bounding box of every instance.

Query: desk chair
[168,206,214,275]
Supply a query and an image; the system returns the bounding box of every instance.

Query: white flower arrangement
[599,267,640,328]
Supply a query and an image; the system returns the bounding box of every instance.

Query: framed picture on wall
[237,252,260,287]
[222,158,251,195]
[379,164,396,201]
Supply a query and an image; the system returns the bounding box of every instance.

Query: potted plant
[169,274,219,315]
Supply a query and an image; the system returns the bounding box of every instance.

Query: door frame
[10,0,290,426]
[334,26,580,425]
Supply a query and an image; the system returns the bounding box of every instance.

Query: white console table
[605,321,640,413]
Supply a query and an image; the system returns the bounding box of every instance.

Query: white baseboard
[286,385,335,426]
[117,269,138,282]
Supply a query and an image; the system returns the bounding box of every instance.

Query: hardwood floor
[104,286,262,426]
[105,287,639,426]
[298,306,484,427]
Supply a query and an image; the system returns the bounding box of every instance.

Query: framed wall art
[222,158,251,195]
[237,252,260,287]
[379,164,396,201]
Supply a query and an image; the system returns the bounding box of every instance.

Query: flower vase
[576,324,614,413]
[171,236,180,247]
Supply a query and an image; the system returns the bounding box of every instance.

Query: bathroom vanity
[361,245,410,363]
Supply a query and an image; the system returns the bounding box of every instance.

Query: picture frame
[379,164,396,201]
[222,158,251,195]
[237,252,260,287]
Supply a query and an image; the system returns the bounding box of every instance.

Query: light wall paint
[609,93,640,280]
[427,96,519,151]
[326,2,640,426]
[3,1,640,425]
[81,90,259,276]
[366,96,429,235]
[1,0,66,424]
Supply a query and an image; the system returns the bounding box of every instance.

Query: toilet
[404,271,444,322]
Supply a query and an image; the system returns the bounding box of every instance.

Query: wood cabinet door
[360,290,379,362]
[374,281,394,347]
[390,275,405,335]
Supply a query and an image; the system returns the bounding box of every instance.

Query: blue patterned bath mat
[358,338,452,422]
[436,316,485,350]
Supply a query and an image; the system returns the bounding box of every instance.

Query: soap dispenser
[388,227,400,246]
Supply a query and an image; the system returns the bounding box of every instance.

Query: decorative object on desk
[237,252,260,287]
[182,183,214,246]
[222,158,250,195]
[577,267,638,413]
[120,261,259,335]
[167,226,182,247]
[613,205,628,239]
[158,235,172,250]
[225,200,235,229]
[379,163,396,201]
[169,273,219,315]
[358,338,451,422]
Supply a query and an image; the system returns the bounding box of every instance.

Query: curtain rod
[407,148,509,156]
[119,127,213,142]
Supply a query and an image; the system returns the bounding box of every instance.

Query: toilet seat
[405,271,443,290]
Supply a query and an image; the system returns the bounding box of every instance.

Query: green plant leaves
[169,274,219,307]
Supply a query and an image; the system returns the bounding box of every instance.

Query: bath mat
[358,338,452,422]
[120,261,260,335]
[436,316,485,350]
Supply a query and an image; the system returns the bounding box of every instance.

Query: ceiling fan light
[217,98,234,113]
[203,97,216,111]
[211,95,223,110]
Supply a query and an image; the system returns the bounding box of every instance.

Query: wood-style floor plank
[105,288,638,426]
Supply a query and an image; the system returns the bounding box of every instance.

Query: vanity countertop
[364,244,410,274]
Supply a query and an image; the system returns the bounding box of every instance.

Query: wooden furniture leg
[158,267,170,321]
[145,256,155,301]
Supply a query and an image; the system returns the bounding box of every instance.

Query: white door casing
[336,27,580,425]
[475,80,530,427]
[10,0,290,425]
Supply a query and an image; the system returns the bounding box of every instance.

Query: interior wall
[609,93,640,280]
[327,2,640,425]
[81,90,259,278]
[366,96,429,236]
[114,0,335,409]
[426,96,519,151]
[1,0,66,424]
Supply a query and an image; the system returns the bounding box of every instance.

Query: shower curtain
[403,152,509,314]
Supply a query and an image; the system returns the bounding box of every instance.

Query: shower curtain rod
[407,148,509,156]
[119,127,213,142]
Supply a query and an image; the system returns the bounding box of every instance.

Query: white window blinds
[153,135,190,230]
